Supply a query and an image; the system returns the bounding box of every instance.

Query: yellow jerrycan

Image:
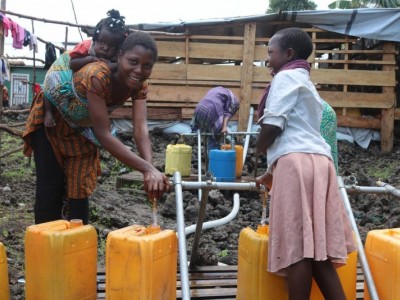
[165,143,192,177]
[25,219,98,300]
[0,242,10,300]
[364,228,400,300]
[105,224,177,300]
[221,144,244,178]
[237,225,358,300]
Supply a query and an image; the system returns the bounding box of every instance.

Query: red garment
[33,83,41,97]
[69,40,92,59]
[3,86,9,100]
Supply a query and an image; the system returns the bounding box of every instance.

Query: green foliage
[90,205,101,222]
[328,0,400,8]
[0,132,33,179]
[97,235,107,260]
[365,162,397,180]
[218,249,229,258]
[267,0,317,13]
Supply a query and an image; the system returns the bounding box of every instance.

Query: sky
[3,0,331,66]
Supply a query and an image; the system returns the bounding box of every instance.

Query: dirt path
[1,122,400,299]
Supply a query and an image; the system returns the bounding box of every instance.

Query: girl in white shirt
[255,27,356,300]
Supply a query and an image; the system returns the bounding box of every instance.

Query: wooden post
[238,22,256,133]
[381,42,396,152]
[64,26,69,50]
[31,20,36,87]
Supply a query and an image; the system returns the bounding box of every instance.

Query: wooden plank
[337,115,381,129]
[320,92,394,109]
[314,38,358,43]
[311,69,396,86]
[163,41,265,62]
[238,22,256,133]
[176,287,237,298]
[187,64,242,81]
[254,44,267,61]
[109,106,182,120]
[150,64,187,80]
[315,49,395,54]
[148,79,244,87]
[395,108,400,120]
[184,265,238,272]
[179,272,238,280]
[188,35,245,41]
[147,86,242,103]
[157,41,186,58]
[152,64,243,82]
[188,42,244,60]
[314,59,396,65]
[176,279,237,288]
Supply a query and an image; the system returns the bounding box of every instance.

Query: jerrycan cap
[146,224,161,234]
[256,224,269,235]
[69,219,83,228]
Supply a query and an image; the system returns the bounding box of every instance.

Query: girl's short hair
[274,27,313,60]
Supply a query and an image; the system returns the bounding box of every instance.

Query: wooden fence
[109,24,398,152]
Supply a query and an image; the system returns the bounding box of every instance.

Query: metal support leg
[338,176,378,300]
[173,172,191,300]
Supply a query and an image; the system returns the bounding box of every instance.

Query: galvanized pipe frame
[172,174,259,300]
[173,172,398,300]
[338,176,379,300]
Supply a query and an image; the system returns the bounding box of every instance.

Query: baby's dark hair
[93,9,129,44]
[120,31,158,61]
[274,27,313,60]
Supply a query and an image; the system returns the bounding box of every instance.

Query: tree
[328,0,400,8]
[267,0,317,13]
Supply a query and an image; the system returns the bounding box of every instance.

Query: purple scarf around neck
[257,59,311,119]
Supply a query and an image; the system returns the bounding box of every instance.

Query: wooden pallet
[96,264,366,299]
[177,265,238,299]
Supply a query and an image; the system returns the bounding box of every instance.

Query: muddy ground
[0,112,400,299]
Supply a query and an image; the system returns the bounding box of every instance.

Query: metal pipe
[230,132,235,149]
[180,180,258,191]
[338,176,379,300]
[197,129,202,200]
[204,133,209,173]
[181,132,259,137]
[376,180,400,197]
[189,188,210,268]
[173,172,191,300]
[243,106,255,166]
[185,193,240,235]
[345,186,391,194]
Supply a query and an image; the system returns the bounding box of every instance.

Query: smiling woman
[22,31,170,225]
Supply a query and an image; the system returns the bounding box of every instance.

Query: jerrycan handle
[388,228,400,238]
